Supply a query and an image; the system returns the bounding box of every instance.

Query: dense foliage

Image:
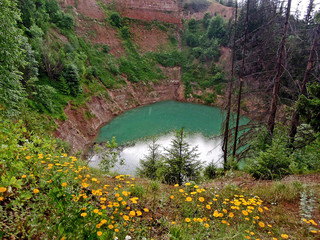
[138,129,202,184]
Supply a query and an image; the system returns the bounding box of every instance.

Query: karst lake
[89,100,249,175]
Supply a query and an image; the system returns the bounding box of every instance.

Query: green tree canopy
[0,0,25,114]
[297,82,320,132]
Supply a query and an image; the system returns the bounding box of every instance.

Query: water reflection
[89,132,223,175]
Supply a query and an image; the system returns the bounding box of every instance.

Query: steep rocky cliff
[54,68,183,154]
[54,0,233,154]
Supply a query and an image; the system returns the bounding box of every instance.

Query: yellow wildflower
[242,210,249,216]
[33,189,39,194]
[108,225,114,229]
[93,209,99,214]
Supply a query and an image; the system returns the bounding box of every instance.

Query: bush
[102,44,110,53]
[154,50,182,67]
[57,13,74,30]
[204,162,217,179]
[109,12,122,28]
[207,16,227,44]
[120,26,131,39]
[95,137,124,172]
[245,131,292,180]
[186,33,199,47]
[188,18,197,32]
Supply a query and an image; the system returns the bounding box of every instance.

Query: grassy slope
[1,114,320,239]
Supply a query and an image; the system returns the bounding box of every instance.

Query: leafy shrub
[109,12,122,28]
[120,26,131,39]
[202,12,211,28]
[204,162,217,179]
[207,16,227,44]
[186,33,199,47]
[192,47,203,58]
[95,137,124,172]
[102,44,110,53]
[297,82,320,132]
[188,18,197,32]
[245,130,292,180]
[28,24,44,38]
[57,13,74,30]
[154,50,182,67]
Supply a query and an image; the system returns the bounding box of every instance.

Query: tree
[163,128,202,185]
[207,16,227,44]
[305,0,315,25]
[222,0,238,168]
[267,0,292,135]
[296,82,320,133]
[109,12,122,28]
[63,64,82,97]
[95,137,124,172]
[289,23,320,146]
[233,0,250,158]
[137,139,163,180]
[0,0,25,115]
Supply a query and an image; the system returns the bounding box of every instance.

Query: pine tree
[63,64,82,97]
[137,139,162,180]
[163,128,202,185]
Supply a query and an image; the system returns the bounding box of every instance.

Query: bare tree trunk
[305,0,315,25]
[289,23,320,146]
[223,1,238,169]
[267,0,292,135]
[233,0,250,158]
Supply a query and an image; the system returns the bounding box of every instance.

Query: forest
[1,0,320,239]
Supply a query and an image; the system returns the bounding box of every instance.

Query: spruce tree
[163,128,202,185]
[137,139,162,180]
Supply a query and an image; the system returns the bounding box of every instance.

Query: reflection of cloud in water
[89,133,223,176]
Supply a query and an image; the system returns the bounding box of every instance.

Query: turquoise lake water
[92,101,249,175]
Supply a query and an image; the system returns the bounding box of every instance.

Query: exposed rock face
[55,0,234,153]
[54,68,182,154]
[103,0,182,25]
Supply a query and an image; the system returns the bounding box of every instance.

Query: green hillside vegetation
[1,0,320,239]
